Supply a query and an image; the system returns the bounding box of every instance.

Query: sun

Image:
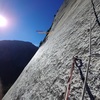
[0,15,8,27]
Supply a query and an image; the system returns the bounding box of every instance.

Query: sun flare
[0,15,8,27]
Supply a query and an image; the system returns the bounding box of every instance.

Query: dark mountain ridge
[0,40,38,95]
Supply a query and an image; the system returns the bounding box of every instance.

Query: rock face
[2,0,100,100]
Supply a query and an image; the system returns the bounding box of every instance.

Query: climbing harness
[65,56,83,100]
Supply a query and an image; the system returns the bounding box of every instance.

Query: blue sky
[0,0,63,46]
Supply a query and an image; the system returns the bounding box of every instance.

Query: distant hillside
[0,40,38,95]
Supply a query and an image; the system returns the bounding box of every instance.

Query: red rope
[65,57,75,100]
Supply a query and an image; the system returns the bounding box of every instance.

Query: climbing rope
[77,62,95,100]
[65,56,83,100]
[65,57,75,100]
[81,23,92,100]
[74,56,94,99]
[91,0,100,26]
[65,1,100,99]
[81,0,100,99]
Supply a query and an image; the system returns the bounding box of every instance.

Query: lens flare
[0,15,7,27]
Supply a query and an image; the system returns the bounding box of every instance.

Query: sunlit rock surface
[2,0,100,99]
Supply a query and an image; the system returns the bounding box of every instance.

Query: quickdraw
[74,56,83,67]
